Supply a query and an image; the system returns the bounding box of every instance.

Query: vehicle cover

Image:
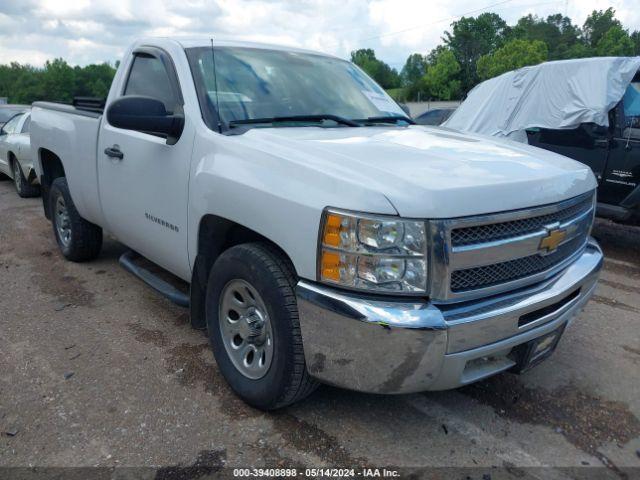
[443,57,640,143]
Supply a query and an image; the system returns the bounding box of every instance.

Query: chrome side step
[119,250,189,307]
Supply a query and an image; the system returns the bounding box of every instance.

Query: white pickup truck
[31,38,603,410]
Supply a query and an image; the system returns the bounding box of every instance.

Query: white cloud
[0,0,638,68]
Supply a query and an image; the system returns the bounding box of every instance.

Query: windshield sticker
[362,91,404,115]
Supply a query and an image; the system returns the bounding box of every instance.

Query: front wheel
[50,177,103,262]
[206,243,318,410]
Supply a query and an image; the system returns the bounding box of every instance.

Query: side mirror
[106,95,184,145]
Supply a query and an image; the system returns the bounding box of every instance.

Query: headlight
[318,209,428,294]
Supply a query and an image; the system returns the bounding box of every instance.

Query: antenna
[210,38,222,133]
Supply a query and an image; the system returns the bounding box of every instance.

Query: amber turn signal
[320,250,341,282]
[322,213,343,247]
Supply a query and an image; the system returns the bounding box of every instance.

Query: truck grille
[430,191,595,302]
[451,196,593,247]
[450,236,584,292]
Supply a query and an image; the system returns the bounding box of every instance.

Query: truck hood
[241,125,596,218]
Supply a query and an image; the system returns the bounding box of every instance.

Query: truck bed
[30,100,105,227]
[32,97,104,118]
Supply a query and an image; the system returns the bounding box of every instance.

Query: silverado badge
[539,228,567,253]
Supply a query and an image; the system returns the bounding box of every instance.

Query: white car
[0,110,40,197]
[31,38,602,409]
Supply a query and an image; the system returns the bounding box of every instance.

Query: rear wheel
[12,158,40,198]
[206,243,318,410]
[50,177,103,262]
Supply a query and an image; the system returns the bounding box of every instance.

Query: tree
[0,60,116,104]
[75,63,116,99]
[422,49,461,100]
[564,42,593,59]
[444,12,509,92]
[510,13,581,59]
[0,63,44,103]
[350,48,401,89]
[477,39,548,80]
[41,58,76,103]
[583,8,622,47]
[595,26,635,57]
[400,53,427,87]
[630,31,640,55]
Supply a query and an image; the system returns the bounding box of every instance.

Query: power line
[329,0,562,52]
[321,0,515,49]
[344,0,564,67]
[359,0,515,43]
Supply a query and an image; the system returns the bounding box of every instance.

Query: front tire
[12,158,40,198]
[206,243,318,410]
[50,177,103,262]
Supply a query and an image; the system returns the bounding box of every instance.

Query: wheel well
[189,215,297,329]
[7,151,16,169]
[39,149,66,219]
[197,214,296,276]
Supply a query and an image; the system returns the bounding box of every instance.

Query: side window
[622,80,640,141]
[21,114,30,134]
[124,54,178,111]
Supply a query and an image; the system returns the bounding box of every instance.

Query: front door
[527,123,612,182]
[599,85,640,207]
[97,47,194,280]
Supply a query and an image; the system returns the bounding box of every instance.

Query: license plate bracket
[509,324,566,374]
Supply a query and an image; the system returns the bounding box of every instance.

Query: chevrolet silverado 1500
[31,38,603,410]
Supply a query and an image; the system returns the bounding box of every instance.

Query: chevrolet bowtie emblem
[539,228,567,253]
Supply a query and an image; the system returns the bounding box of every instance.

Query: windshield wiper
[228,114,361,128]
[355,115,415,126]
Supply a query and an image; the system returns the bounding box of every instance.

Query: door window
[21,114,30,133]
[124,54,178,112]
[622,80,640,141]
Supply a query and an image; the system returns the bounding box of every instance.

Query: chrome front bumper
[296,239,603,394]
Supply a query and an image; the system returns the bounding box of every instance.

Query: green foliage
[350,48,401,89]
[583,8,622,47]
[596,26,635,57]
[564,42,593,59]
[400,53,427,87]
[395,7,636,100]
[477,39,548,80]
[444,12,509,92]
[632,31,640,55]
[386,87,408,102]
[0,59,116,104]
[510,14,580,60]
[422,49,461,101]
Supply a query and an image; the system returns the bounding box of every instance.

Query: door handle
[104,146,124,159]
[594,138,609,148]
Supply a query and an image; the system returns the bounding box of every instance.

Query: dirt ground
[0,177,639,479]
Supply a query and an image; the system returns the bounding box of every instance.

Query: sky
[0,0,639,69]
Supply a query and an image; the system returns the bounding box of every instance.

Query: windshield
[186,47,406,130]
[0,109,23,123]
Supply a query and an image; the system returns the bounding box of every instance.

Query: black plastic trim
[32,101,102,118]
[119,250,189,307]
